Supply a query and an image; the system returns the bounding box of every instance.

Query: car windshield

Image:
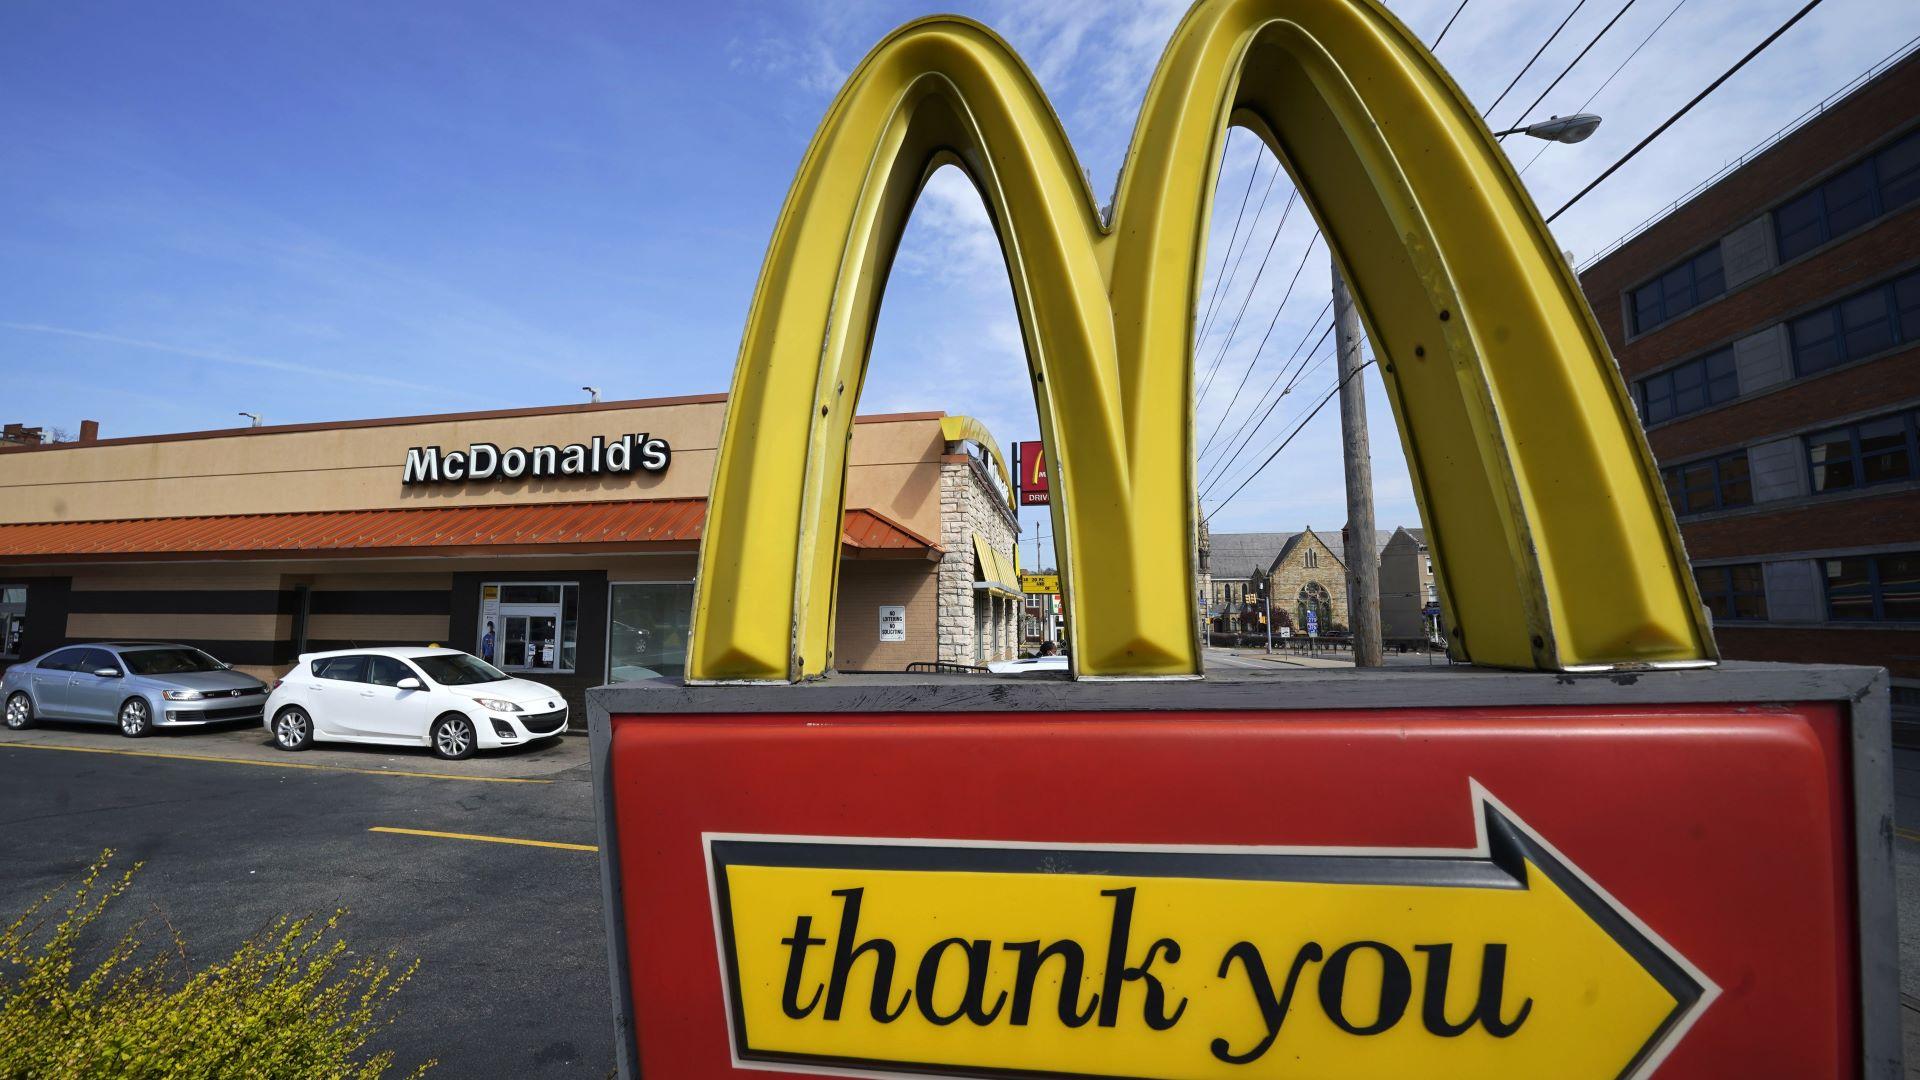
[412,652,510,686]
[121,648,225,675]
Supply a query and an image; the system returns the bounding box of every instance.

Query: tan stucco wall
[832,560,938,672]
[0,401,945,543]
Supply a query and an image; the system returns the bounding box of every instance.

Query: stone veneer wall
[937,451,1020,665]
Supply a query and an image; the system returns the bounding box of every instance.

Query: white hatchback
[264,647,567,760]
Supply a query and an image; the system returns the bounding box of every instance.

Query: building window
[1788,269,1920,377]
[479,582,578,674]
[1629,245,1726,334]
[1297,581,1332,632]
[1637,347,1737,425]
[1806,408,1918,493]
[1661,451,1752,515]
[1304,549,1318,569]
[1695,564,1767,622]
[0,585,25,659]
[1775,128,1920,263]
[1825,552,1920,622]
[607,582,693,680]
[1426,584,1438,604]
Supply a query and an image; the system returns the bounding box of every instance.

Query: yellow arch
[688,0,1714,681]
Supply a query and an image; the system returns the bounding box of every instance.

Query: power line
[1196,159,1281,350]
[1196,189,1299,410]
[1484,0,1590,119]
[1200,337,1335,502]
[1430,0,1472,48]
[1517,0,1692,176]
[1199,314,1333,493]
[1546,0,1829,223]
[1195,230,1322,461]
[1199,296,1333,477]
[1498,0,1640,136]
[1200,327,1338,501]
[1205,357,1376,522]
[1194,130,1256,341]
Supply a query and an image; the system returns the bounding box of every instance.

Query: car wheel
[431,714,476,760]
[118,698,153,738]
[4,692,33,731]
[272,707,314,751]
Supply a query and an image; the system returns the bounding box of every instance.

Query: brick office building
[1577,50,1919,729]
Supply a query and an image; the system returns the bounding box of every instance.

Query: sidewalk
[1224,649,1354,669]
[0,720,587,782]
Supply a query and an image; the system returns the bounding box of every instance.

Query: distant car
[264,646,567,760]
[985,655,1070,675]
[2,642,269,737]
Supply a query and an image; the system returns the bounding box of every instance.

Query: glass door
[483,583,578,674]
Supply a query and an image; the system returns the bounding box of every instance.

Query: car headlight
[163,689,205,701]
[472,697,523,713]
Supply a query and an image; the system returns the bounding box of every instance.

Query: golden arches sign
[688,0,1715,682]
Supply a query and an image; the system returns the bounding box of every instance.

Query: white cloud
[0,321,478,399]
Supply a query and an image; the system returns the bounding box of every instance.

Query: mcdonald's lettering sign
[685,0,1716,681]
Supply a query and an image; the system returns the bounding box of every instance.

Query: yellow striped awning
[971,534,1021,598]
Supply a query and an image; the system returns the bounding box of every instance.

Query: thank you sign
[705,788,1707,1079]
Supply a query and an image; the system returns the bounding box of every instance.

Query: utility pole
[1332,260,1382,667]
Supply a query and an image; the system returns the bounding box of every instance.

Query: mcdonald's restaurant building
[0,395,1025,721]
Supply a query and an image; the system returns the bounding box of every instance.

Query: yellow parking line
[369,826,596,852]
[0,741,550,784]
[1897,827,1920,843]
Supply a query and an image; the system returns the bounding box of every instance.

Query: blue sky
[5,0,1916,563]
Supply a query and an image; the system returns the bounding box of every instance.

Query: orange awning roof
[0,499,938,562]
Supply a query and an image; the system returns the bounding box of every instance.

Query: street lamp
[237,412,262,428]
[1494,113,1602,144]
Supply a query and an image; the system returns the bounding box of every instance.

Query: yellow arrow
[708,784,1715,1079]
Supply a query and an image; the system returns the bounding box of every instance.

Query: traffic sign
[1021,572,1059,594]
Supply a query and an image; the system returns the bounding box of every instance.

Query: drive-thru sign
[593,673,1894,1078]
[590,0,1898,1075]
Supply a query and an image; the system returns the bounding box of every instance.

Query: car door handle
[359,690,375,697]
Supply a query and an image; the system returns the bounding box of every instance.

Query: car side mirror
[396,677,423,691]
[93,667,122,678]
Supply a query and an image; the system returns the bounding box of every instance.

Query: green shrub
[0,850,432,1079]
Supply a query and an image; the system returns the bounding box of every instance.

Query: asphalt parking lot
[0,720,614,1078]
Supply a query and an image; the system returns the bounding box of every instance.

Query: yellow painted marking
[1896,827,1920,843]
[368,826,595,852]
[0,741,550,784]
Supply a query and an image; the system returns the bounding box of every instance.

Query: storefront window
[479,582,578,674]
[608,582,694,680]
[1,586,25,659]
